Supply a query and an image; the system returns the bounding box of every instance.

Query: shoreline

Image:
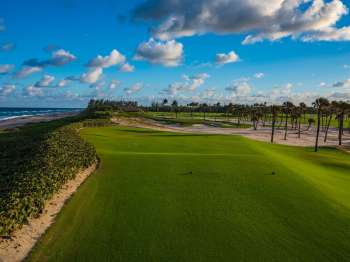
[0,111,81,129]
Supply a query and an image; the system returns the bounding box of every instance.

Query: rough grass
[29,126,350,261]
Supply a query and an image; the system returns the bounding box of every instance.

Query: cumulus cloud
[215,51,239,65]
[0,84,15,96]
[23,49,76,68]
[254,72,265,79]
[120,63,135,72]
[332,78,350,88]
[133,0,350,44]
[57,79,70,88]
[226,81,252,97]
[86,49,126,68]
[0,42,15,52]
[124,82,143,95]
[34,74,55,87]
[15,66,42,78]
[109,80,120,90]
[80,67,103,84]
[24,85,44,97]
[162,73,209,95]
[0,64,15,74]
[134,38,183,67]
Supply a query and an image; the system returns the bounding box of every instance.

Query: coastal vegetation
[0,114,102,236]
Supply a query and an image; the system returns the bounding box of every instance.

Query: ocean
[0,108,82,121]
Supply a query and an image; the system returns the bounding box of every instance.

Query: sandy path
[112,117,350,148]
[0,163,97,262]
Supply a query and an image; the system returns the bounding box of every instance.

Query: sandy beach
[0,111,80,129]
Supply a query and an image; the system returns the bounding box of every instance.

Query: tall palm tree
[172,100,179,119]
[324,102,335,143]
[333,101,350,146]
[313,98,329,152]
[271,105,279,143]
[283,101,294,140]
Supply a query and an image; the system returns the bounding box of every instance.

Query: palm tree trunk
[324,115,332,143]
[315,108,321,152]
[298,118,301,138]
[339,112,344,146]
[284,113,288,140]
[271,114,276,143]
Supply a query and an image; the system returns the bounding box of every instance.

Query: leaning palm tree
[313,98,329,152]
[324,103,335,143]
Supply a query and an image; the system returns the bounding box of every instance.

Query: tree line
[87,98,350,152]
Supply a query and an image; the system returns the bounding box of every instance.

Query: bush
[0,124,97,236]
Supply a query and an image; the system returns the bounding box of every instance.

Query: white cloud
[254,72,265,79]
[24,85,44,97]
[109,80,120,90]
[0,84,15,96]
[226,81,252,97]
[215,51,239,65]
[124,82,143,95]
[162,73,209,95]
[134,38,183,67]
[120,63,135,72]
[87,49,126,68]
[50,49,76,66]
[134,0,350,44]
[57,79,70,87]
[15,66,42,78]
[0,64,14,74]
[23,49,76,68]
[332,78,350,88]
[34,74,55,87]
[80,67,103,84]
[319,82,327,87]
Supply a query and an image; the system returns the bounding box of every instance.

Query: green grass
[29,126,350,261]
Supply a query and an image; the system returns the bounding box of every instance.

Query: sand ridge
[0,163,97,262]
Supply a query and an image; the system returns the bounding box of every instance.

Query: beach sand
[0,112,80,129]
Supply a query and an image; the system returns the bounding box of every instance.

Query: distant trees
[87,98,350,152]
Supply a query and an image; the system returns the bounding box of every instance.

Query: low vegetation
[0,114,102,236]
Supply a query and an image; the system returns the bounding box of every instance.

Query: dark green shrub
[0,125,97,236]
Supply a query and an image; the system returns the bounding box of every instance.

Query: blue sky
[1,0,350,107]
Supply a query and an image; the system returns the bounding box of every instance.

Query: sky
[1,0,350,107]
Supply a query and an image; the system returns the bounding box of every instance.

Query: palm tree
[283,101,294,140]
[271,105,279,143]
[333,101,350,146]
[172,100,179,119]
[324,102,335,143]
[313,98,329,152]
